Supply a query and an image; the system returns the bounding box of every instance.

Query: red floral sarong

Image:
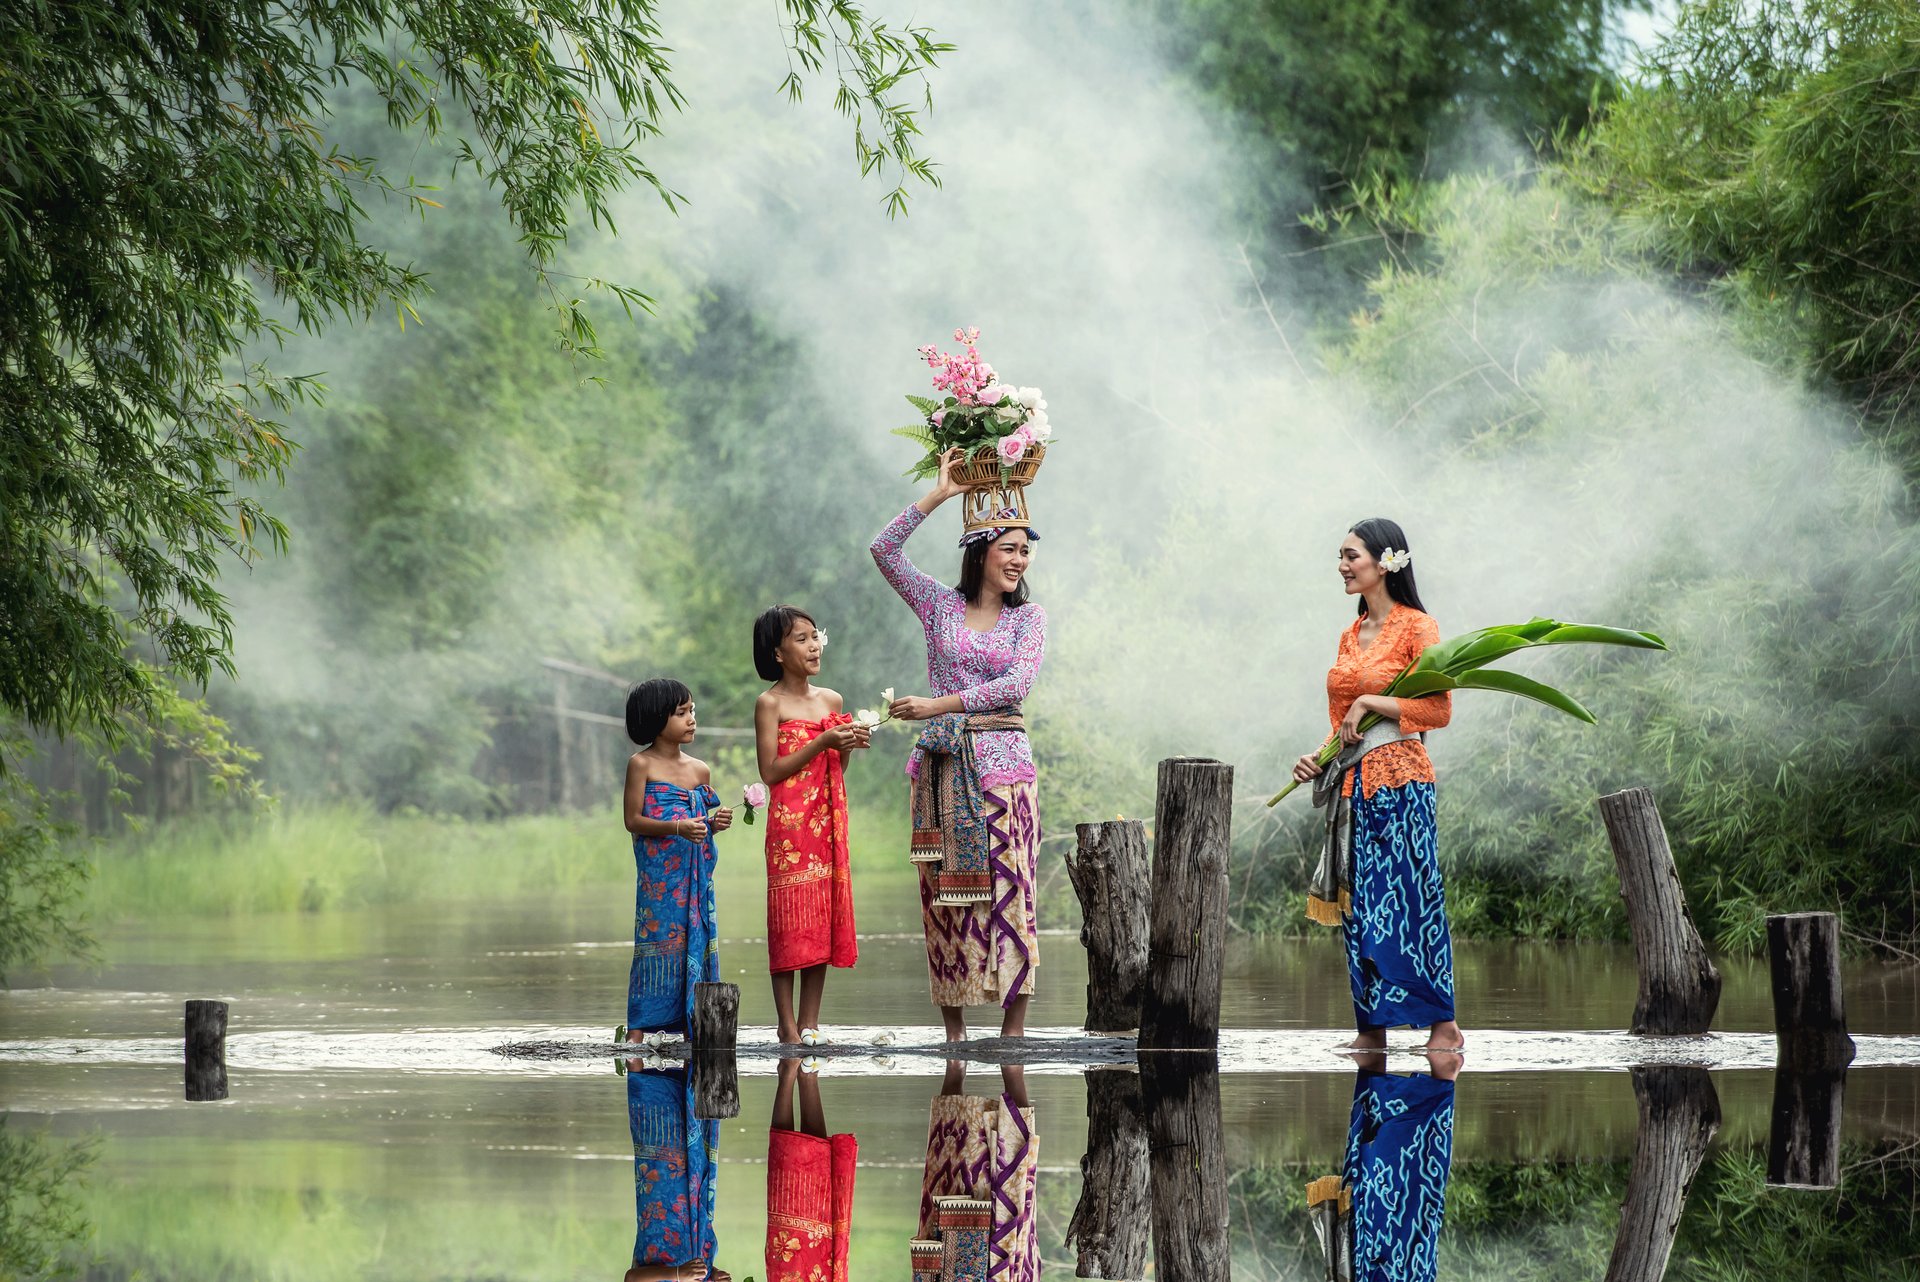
[766,1128,858,1282]
[766,714,859,973]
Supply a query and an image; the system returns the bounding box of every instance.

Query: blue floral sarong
[1345,1070,1454,1282]
[1344,778,1455,1030]
[628,780,720,1035]
[630,1066,718,1270]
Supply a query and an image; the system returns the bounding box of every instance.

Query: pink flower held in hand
[742,782,769,809]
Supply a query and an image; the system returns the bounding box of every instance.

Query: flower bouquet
[1266,617,1669,805]
[894,327,1052,486]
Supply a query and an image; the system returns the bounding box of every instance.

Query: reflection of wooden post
[690,985,740,1121]
[1140,759,1233,1051]
[1768,1068,1846,1189]
[1140,1055,1229,1282]
[1604,1067,1719,1282]
[1598,788,1721,1034]
[1065,1068,1150,1279]
[184,999,228,1102]
[1067,820,1150,1034]
[1767,913,1855,1072]
[552,674,572,812]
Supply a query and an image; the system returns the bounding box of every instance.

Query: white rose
[1026,412,1052,442]
[1015,385,1043,409]
[995,404,1022,422]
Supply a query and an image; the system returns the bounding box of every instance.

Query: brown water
[3,887,1918,1279]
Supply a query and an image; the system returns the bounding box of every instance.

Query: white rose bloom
[996,405,1021,422]
[1026,412,1052,442]
[1015,386,1043,409]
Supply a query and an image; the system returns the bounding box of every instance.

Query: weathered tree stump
[1768,1067,1846,1189]
[184,999,228,1102]
[1140,1055,1229,1282]
[1065,1067,1151,1279]
[1767,912,1855,1072]
[1140,759,1233,1052]
[1067,820,1151,1035]
[691,1051,740,1120]
[1598,788,1721,1034]
[691,981,739,1052]
[1605,1066,1720,1282]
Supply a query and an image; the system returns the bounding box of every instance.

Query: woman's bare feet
[1423,1020,1465,1053]
[1344,1029,1388,1052]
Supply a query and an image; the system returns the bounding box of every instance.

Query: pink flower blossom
[975,384,1006,405]
[996,430,1030,463]
[742,782,769,809]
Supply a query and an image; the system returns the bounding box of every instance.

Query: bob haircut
[625,677,693,746]
[751,604,816,683]
[1348,517,1428,616]
[957,528,1034,608]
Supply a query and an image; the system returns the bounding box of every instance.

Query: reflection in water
[1310,1066,1455,1282]
[1065,1068,1151,1278]
[913,1062,1039,1281]
[1769,1068,1847,1189]
[626,1064,724,1282]
[1605,1067,1719,1282]
[0,1119,95,1279]
[766,1057,857,1282]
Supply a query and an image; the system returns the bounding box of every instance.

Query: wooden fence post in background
[1598,787,1722,1034]
[1067,820,1151,1035]
[1065,1067,1151,1279]
[1767,912,1855,1072]
[1140,758,1233,1052]
[1604,1067,1720,1282]
[184,999,228,1102]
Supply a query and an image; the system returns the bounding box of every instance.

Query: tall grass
[81,798,914,921]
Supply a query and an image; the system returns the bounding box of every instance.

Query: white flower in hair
[818,630,829,647]
[1379,547,1413,573]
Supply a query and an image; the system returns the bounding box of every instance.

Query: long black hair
[751,604,815,682]
[957,530,1033,608]
[1348,517,1427,616]
[625,677,692,746]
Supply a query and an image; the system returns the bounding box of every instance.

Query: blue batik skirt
[1343,779,1455,1030]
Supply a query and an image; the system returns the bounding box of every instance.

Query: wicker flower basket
[955,442,1046,540]
[951,442,1046,488]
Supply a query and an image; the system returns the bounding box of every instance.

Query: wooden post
[1767,912,1855,1072]
[1768,1068,1846,1189]
[1140,1055,1229,1282]
[691,981,739,1052]
[184,999,228,1102]
[1065,1068,1151,1279]
[1067,820,1151,1035]
[1598,787,1721,1034]
[552,674,573,812]
[1604,1067,1720,1282]
[1139,758,1233,1052]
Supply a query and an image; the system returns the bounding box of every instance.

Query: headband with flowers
[958,508,1042,549]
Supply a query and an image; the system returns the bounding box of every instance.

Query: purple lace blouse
[870,505,1046,788]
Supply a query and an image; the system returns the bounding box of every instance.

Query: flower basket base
[956,444,1044,541]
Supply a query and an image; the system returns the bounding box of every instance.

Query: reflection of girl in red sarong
[753,605,868,1046]
[766,1057,858,1282]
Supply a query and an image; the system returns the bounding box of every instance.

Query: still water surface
[3,881,1918,1279]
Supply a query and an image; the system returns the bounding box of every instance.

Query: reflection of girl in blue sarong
[1310,1067,1455,1282]
[621,678,732,1041]
[626,1065,726,1282]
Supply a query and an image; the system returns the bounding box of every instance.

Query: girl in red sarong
[753,605,868,1046]
[765,1056,858,1282]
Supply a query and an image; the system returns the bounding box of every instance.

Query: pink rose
[996,430,1030,463]
[975,384,1006,406]
[742,782,769,809]
[931,408,946,427]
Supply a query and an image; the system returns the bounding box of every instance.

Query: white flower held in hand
[853,709,882,729]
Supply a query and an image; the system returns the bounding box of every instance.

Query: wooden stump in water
[1065,1067,1151,1279]
[184,999,228,1103]
[1140,1055,1229,1282]
[1605,1066,1720,1282]
[1768,1068,1846,1189]
[1067,820,1151,1035]
[1767,912,1855,1072]
[691,981,739,1052]
[1598,788,1721,1034]
[691,1051,739,1121]
[1140,759,1233,1052]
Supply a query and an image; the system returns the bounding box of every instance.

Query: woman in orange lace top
[1291,518,1464,1057]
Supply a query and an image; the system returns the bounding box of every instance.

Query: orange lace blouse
[1327,606,1451,799]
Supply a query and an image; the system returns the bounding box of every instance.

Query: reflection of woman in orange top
[1290,518,1463,1058]
[753,605,869,1048]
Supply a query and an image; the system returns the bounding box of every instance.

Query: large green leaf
[1454,668,1597,722]
[1535,623,1667,650]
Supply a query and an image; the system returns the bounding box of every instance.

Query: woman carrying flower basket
[871,448,1046,1044]
[1291,519,1464,1057]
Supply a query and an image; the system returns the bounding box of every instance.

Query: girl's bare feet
[999,994,1030,1040]
[940,1006,966,1044]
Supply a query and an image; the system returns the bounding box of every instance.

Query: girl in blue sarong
[621,678,733,1043]
[1291,518,1462,1057]
[625,1064,727,1282]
